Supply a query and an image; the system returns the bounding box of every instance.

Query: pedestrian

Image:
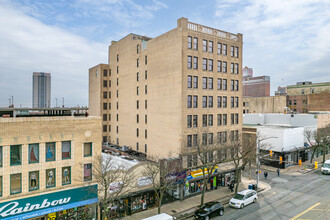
[230,181,234,192]
[277,168,280,177]
[264,171,268,179]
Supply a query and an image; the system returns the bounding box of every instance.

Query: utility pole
[62,97,64,107]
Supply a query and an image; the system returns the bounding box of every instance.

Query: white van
[142,213,176,220]
[321,159,330,174]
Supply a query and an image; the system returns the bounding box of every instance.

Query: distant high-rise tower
[33,72,51,108]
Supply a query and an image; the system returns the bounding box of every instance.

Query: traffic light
[279,156,283,164]
[299,159,302,167]
[315,161,318,169]
[270,150,273,157]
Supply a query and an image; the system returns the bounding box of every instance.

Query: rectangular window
[235,63,239,74]
[188,36,192,49]
[145,55,147,65]
[109,91,111,98]
[235,80,239,91]
[223,114,227,125]
[193,37,198,50]
[223,61,227,73]
[137,44,140,53]
[217,78,222,90]
[208,96,213,108]
[29,171,39,191]
[231,46,234,57]
[193,115,198,127]
[145,144,147,153]
[137,72,139,81]
[103,80,107,87]
[62,141,71,160]
[217,60,222,72]
[223,79,227,90]
[84,164,92,181]
[223,131,227,143]
[10,145,21,166]
[46,142,56,162]
[137,58,139,67]
[103,91,107,99]
[136,142,139,151]
[117,66,119,74]
[84,142,92,157]
[10,173,21,195]
[209,41,213,53]
[231,63,234,74]
[145,100,147,109]
[223,44,227,55]
[187,115,192,128]
[209,77,213,89]
[203,77,207,89]
[208,133,213,145]
[231,113,235,125]
[193,57,198,69]
[188,75,192,88]
[193,96,198,108]
[109,80,111,87]
[202,133,207,145]
[217,114,222,126]
[137,128,139,137]
[217,43,222,54]
[187,135,192,148]
[235,130,239,141]
[145,115,147,124]
[235,113,239,124]
[188,56,192,69]
[203,115,207,127]
[203,40,207,52]
[193,76,198,88]
[137,100,139,109]
[217,96,222,108]
[137,86,139,95]
[209,59,213,71]
[62,166,71,185]
[235,97,239,107]
[109,102,111,110]
[187,95,192,108]
[208,115,213,126]
[103,69,108,76]
[235,47,239,57]
[217,132,222,144]
[222,96,227,108]
[193,135,198,147]
[46,168,56,188]
[231,131,235,142]
[203,58,207,70]
[231,80,234,91]
[203,96,207,108]
[145,70,148,80]
[231,97,234,108]
[145,129,147,139]
[103,103,107,110]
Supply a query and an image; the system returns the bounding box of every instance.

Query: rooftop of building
[287,81,330,88]
[0,107,88,118]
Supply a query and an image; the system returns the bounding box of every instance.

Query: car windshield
[201,205,211,211]
[233,194,245,200]
[323,163,330,168]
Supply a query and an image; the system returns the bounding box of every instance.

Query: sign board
[186,166,218,180]
[109,181,123,193]
[137,176,153,187]
[0,185,98,220]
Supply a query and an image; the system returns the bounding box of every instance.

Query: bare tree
[92,154,133,220]
[305,125,330,163]
[142,156,182,214]
[180,128,232,206]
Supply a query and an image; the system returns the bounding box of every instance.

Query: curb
[174,188,265,220]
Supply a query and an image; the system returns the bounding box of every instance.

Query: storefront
[0,185,98,220]
[217,169,236,187]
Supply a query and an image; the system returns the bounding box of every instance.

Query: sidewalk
[260,154,330,176]
[122,177,271,220]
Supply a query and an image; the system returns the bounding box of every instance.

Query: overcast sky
[0,0,329,107]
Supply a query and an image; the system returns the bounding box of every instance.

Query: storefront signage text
[137,176,152,187]
[186,166,218,180]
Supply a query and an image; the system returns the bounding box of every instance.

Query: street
[203,169,330,220]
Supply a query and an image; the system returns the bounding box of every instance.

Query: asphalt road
[209,169,330,220]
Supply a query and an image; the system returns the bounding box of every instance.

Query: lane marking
[290,203,321,220]
[310,209,330,211]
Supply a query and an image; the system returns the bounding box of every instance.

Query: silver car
[229,189,258,209]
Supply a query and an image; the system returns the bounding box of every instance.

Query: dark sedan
[194,201,224,220]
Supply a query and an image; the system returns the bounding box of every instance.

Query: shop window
[46,168,56,188]
[84,164,92,181]
[62,166,71,185]
[46,142,56,162]
[0,176,2,197]
[0,146,2,167]
[29,171,39,191]
[62,141,71,160]
[10,173,21,195]
[10,145,21,166]
[84,142,92,157]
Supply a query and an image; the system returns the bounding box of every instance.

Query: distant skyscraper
[33,72,51,108]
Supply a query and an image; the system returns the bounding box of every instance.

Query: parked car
[229,189,258,209]
[321,159,330,174]
[194,201,224,220]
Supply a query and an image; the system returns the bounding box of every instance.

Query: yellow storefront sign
[186,166,218,180]
[47,212,56,220]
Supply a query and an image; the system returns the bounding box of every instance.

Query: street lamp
[256,136,278,188]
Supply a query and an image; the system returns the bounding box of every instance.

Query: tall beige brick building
[89,18,243,158]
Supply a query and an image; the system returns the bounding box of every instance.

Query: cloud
[215,0,330,92]
[0,1,107,107]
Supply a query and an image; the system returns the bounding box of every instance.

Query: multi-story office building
[242,66,270,97]
[33,72,51,108]
[0,108,101,219]
[89,17,243,158]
